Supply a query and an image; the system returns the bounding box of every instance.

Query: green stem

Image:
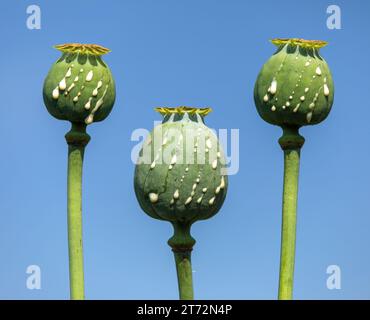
[65,122,90,300]
[168,222,196,300]
[277,126,305,300]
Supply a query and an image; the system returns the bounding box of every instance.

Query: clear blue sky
[1,0,370,299]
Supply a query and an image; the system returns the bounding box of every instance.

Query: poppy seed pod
[43,43,116,125]
[134,107,228,299]
[42,43,116,300]
[254,38,334,127]
[253,38,335,300]
[134,107,228,224]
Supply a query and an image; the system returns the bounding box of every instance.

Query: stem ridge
[65,122,91,147]
[278,126,305,151]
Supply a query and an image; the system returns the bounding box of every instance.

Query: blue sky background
[1,0,370,299]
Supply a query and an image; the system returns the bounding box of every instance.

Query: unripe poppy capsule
[43,43,116,125]
[42,43,116,300]
[253,38,335,300]
[134,107,228,300]
[134,107,228,224]
[254,38,334,127]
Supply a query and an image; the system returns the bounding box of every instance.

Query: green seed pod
[134,107,228,299]
[254,38,334,127]
[134,107,228,224]
[43,43,116,125]
[253,38,335,300]
[42,43,116,299]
